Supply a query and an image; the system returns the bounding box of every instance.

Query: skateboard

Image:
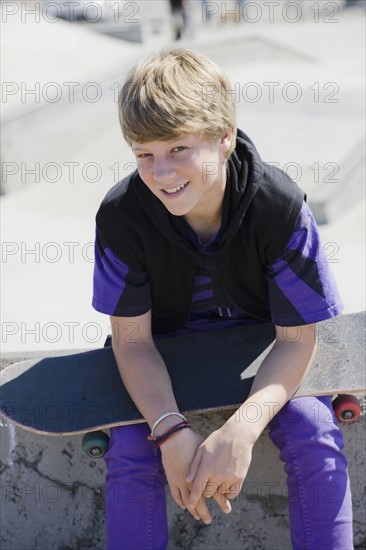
[1,312,365,458]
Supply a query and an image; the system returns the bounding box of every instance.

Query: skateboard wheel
[333,395,362,423]
[82,431,110,458]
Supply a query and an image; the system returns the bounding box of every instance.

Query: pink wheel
[333,394,361,423]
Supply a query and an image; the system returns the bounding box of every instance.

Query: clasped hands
[160,424,253,524]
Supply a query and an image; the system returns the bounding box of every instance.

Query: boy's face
[131,131,232,222]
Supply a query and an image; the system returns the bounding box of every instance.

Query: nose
[153,158,176,184]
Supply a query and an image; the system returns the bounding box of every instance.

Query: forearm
[113,341,180,429]
[225,324,317,441]
[114,340,213,520]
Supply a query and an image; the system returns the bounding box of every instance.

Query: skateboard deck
[0,312,365,436]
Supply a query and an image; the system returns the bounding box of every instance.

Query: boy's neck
[184,209,222,244]
[188,221,221,245]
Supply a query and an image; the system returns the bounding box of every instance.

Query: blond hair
[118,48,237,157]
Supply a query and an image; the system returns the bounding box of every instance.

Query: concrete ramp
[1,12,145,195]
[309,139,365,224]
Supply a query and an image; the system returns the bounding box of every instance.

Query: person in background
[169,0,185,39]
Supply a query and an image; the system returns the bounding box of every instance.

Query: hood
[133,128,264,258]
[219,129,264,253]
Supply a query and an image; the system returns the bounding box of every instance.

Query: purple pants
[104,396,353,550]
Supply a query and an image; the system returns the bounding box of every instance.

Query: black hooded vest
[96,130,305,333]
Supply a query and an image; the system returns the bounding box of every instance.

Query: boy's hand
[160,429,214,524]
[185,424,254,515]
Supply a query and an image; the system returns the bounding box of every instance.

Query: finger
[185,490,212,525]
[202,480,220,499]
[180,486,192,511]
[186,446,203,483]
[207,481,240,514]
[213,491,232,514]
[170,485,185,510]
[188,474,209,509]
[194,498,213,525]
[225,482,241,500]
[180,487,203,521]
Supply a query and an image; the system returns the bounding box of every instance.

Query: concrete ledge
[1,358,365,549]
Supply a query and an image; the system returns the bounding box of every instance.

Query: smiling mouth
[162,182,189,195]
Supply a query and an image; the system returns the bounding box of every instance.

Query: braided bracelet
[154,423,191,448]
[148,421,191,447]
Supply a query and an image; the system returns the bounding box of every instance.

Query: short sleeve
[265,202,344,326]
[92,227,151,317]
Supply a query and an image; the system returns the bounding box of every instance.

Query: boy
[93,48,353,549]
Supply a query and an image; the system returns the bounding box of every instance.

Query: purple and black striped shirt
[92,202,343,332]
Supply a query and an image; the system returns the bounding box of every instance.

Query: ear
[219,129,233,155]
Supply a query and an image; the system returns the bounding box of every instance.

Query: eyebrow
[132,138,187,152]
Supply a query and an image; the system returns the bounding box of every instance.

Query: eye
[136,153,152,159]
[172,146,186,153]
